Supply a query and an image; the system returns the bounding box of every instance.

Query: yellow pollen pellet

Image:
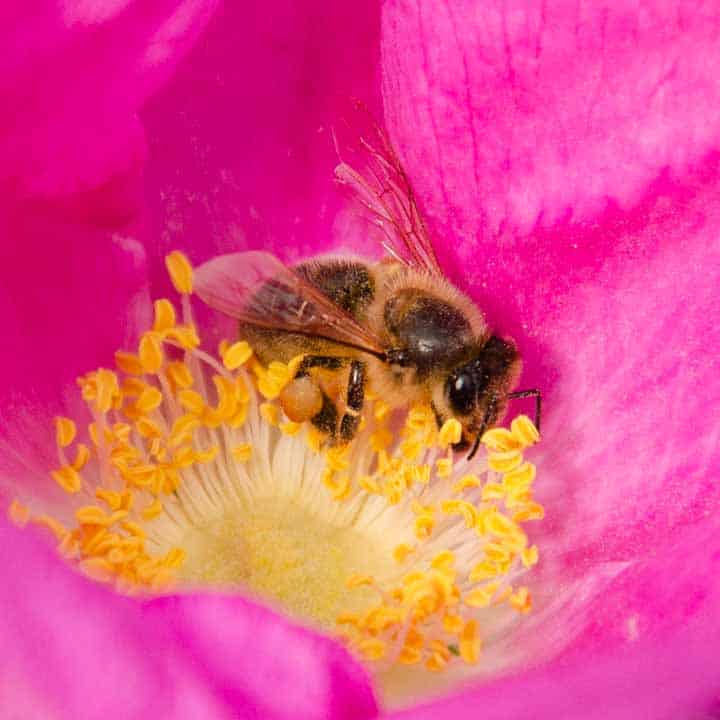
[8,500,30,527]
[438,418,462,447]
[114,351,144,375]
[165,251,193,294]
[55,417,77,448]
[393,543,414,563]
[51,465,82,493]
[222,340,254,370]
[153,299,176,332]
[260,402,280,426]
[511,415,540,446]
[232,443,253,463]
[139,333,163,374]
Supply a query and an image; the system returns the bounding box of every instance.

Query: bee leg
[507,389,542,431]
[339,360,366,443]
[311,394,340,439]
[295,355,344,376]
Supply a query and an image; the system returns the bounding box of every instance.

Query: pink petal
[0,227,151,501]
[381,0,720,668]
[140,1,382,293]
[382,1,720,239]
[384,515,720,720]
[0,518,377,719]
[0,519,231,718]
[150,594,377,720]
[2,1,218,201]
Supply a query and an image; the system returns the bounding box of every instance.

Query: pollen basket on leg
[10,250,545,684]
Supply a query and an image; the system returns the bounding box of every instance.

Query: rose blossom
[1,1,719,718]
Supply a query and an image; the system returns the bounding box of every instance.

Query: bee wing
[194,251,386,356]
[334,115,443,276]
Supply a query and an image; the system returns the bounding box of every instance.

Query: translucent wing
[194,251,386,356]
[334,113,443,276]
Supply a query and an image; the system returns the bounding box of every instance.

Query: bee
[195,126,540,458]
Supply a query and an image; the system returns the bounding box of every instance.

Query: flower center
[9,251,544,681]
[176,497,394,627]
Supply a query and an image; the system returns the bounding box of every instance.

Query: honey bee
[195,126,540,457]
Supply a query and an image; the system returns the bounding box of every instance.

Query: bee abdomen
[295,260,375,317]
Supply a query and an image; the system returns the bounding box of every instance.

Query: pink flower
[2,1,719,718]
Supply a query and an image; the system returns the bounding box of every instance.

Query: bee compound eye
[446,370,476,416]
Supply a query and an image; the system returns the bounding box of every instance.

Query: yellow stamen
[222,340,253,370]
[139,333,163,374]
[511,415,540,446]
[165,251,193,294]
[153,299,176,332]
[55,417,77,448]
[51,465,82,493]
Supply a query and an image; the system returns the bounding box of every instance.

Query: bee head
[440,335,521,455]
